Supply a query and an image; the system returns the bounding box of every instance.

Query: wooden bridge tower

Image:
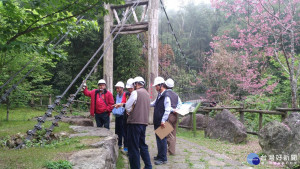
[103,0,159,102]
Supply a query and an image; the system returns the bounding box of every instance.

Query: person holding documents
[165,78,182,155]
[151,76,171,165]
[124,76,152,169]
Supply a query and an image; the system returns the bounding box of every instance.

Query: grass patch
[116,150,126,169]
[0,136,92,169]
[0,107,72,138]
[45,160,72,169]
[199,157,206,162]
[0,107,47,121]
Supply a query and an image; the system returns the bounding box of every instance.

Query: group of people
[82,76,181,169]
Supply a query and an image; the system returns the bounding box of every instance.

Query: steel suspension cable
[160,0,197,79]
[0,57,35,90]
[18,1,142,148]
[44,0,141,139]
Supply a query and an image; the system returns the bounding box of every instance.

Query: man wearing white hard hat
[113,78,135,153]
[82,79,114,129]
[150,76,171,165]
[123,76,152,169]
[112,81,126,149]
[165,78,182,155]
[122,78,134,152]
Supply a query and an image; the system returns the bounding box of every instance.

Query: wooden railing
[31,94,52,107]
[181,103,297,137]
[30,94,89,113]
[69,100,90,113]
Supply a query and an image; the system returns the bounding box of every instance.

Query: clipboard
[154,121,174,140]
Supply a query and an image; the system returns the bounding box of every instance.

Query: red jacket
[83,87,114,116]
[121,91,131,103]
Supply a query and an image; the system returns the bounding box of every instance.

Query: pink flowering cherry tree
[209,0,300,107]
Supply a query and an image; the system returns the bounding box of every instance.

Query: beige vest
[127,88,150,125]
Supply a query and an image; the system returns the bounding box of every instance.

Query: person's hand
[113,103,123,108]
[160,122,165,128]
[81,80,87,91]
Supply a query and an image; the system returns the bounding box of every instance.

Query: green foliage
[114,34,145,84]
[45,160,72,169]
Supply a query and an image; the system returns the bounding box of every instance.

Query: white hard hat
[98,79,106,85]
[165,78,174,88]
[133,76,145,85]
[152,76,165,86]
[126,78,134,88]
[115,81,124,88]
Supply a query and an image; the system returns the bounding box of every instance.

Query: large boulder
[259,112,300,168]
[68,126,118,169]
[179,114,213,129]
[205,109,247,144]
[61,116,93,126]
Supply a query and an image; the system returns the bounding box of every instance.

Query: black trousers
[115,115,124,147]
[95,112,109,129]
[123,114,128,148]
[127,124,152,169]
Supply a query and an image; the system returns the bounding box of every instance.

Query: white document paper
[174,103,192,116]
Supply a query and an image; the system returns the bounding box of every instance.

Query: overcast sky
[163,0,211,10]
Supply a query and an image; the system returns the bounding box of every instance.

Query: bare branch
[274,38,290,75]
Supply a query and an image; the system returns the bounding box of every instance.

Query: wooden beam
[111,23,148,33]
[111,0,149,9]
[103,3,114,93]
[202,107,242,110]
[140,5,148,22]
[111,23,148,29]
[121,7,129,24]
[132,8,139,23]
[114,30,147,35]
[276,108,300,111]
[113,9,120,24]
[240,109,285,115]
[113,21,148,27]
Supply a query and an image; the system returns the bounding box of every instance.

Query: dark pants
[127,124,152,169]
[115,115,124,147]
[154,125,167,162]
[95,112,109,129]
[123,114,128,148]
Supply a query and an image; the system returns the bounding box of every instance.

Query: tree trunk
[290,77,298,108]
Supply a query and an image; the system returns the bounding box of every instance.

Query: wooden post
[70,103,73,114]
[103,3,114,93]
[6,97,9,121]
[281,103,288,122]
[31,95,34,106]
[204,111,210,138]
[49,94,52,105]
[148,0,159,124]
[259,113,263,131]
[239,103,244,124]
[193,103,201,137]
